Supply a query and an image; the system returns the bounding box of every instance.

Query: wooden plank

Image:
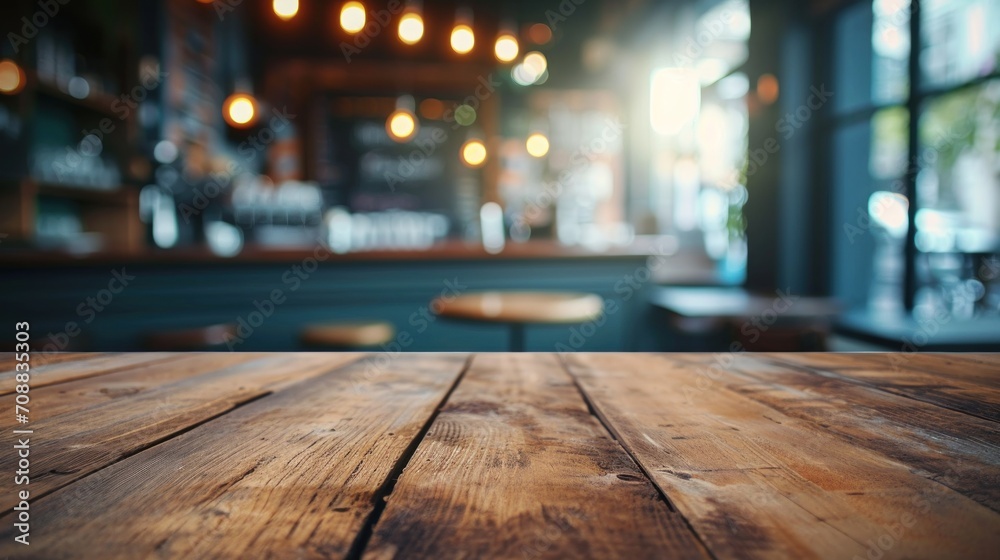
[565,353,1000,560]
[363,354,708,560]
[674,353,1000,511]
[762,353,1000,423]
[773,353,1000,389]
[0,352,98,371]
[32,352,269,420]
[0,352,361,512]
[0,354,468,559]
[0,352,180,396]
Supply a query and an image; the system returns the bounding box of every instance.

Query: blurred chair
[299,321,395,350]
[143,323,237,351]
[433,291,603,351]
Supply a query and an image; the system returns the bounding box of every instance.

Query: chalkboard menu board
[317,105,467,222]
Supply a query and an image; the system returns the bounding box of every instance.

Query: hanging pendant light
[461,129,487,168]
[450,8,474,55]
[494,20,519,63]
[386,95,419,143]
[273,0,299,21]
[223,79,258,129]
[398,1,424,45]
[340,2,366,34]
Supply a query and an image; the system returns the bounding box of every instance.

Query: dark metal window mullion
[903,0,921,311]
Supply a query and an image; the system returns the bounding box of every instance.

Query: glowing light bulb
[223,93,257,128]
[398,12,424,45]
[0,59,26,95]
[494,34,519,62]
[340,2,366,33]
[461,139,487,167]
[273,0,299,20]
[387,110,418,142]
[451,24,475,54]
[526,133,549,158]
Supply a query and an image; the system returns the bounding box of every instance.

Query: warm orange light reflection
[528,23,552,44]
[757,73,780,105]
[419,98,445,120]
[450,24,475,54]
[0,60,26,95]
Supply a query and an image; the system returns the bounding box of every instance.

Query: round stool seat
[433,291,603,324]
[144,323,236,351]
[300,321,395,348]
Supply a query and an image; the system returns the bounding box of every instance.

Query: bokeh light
[494,34,519,62]
[461,139,487,167]
[450,24,475,54]
[273,0,299,20]
[340,2,366,34]
[526,133,549,158]
[398,12,424,45]
[223,93,257,127]
[0,60,26,95]
[387,109,418,142]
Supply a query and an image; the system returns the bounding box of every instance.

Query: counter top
[0,237,677,267]
[2,352,998,558]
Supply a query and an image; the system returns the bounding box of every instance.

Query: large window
[830,0,1000,318]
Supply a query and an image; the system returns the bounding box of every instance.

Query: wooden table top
[1,352,998,559]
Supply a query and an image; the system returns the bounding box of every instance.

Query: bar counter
[0,238,677,266]
[1,352,997,558]
[0,239,687,352]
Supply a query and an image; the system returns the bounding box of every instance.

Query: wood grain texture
[31,352,269,420]
[762,353,1000,422]
[0,352,97,372]
[772,353,1000,388]
[364,353,708,560]
[0,353,468,560]
[0,352,361,511]
[675,353,1000,511]
[564,353,1000,560]
[0,352,178,395]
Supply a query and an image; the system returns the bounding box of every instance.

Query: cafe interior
[0,0,998,353]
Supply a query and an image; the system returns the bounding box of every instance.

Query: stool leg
[509,323,525,352]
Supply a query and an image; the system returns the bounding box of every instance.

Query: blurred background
[0,0,997,352]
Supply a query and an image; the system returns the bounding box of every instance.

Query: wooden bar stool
[432,291,603,351]
[143,323,237,351]
[300,321,395,350]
